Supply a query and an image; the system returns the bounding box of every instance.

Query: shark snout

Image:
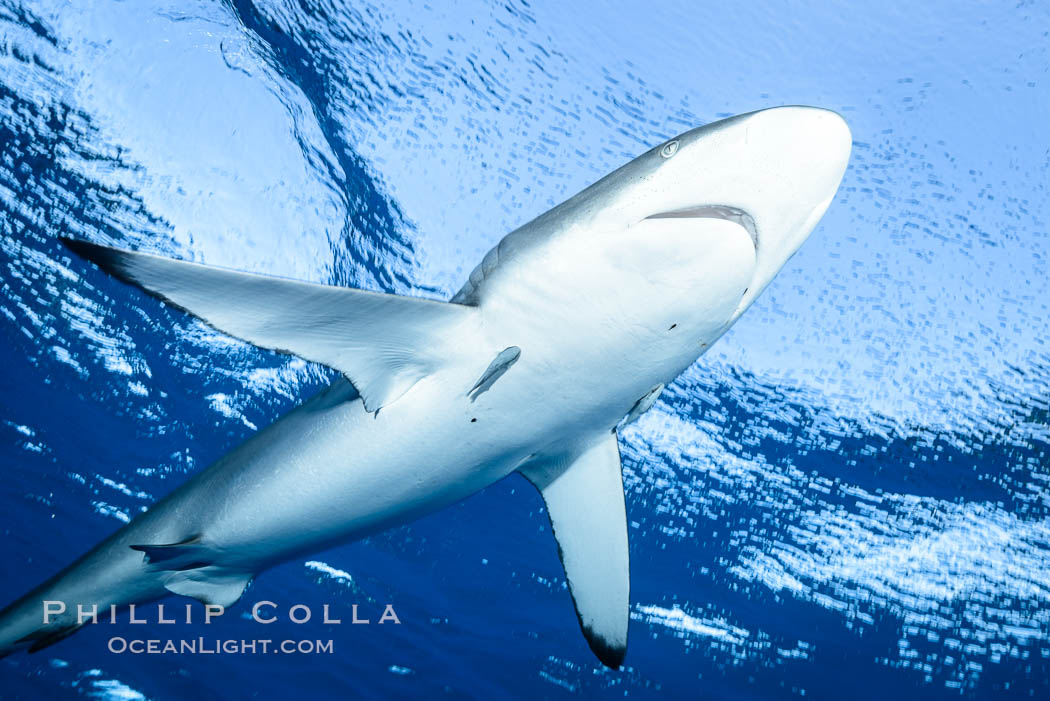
[739,105,851,236]
[724,106,852,318]
[783,107,852,175]
[781,107,852,216]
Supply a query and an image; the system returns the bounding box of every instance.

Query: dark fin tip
[21,623,84,654]
[582,625,626,669]
[60,237,118,270]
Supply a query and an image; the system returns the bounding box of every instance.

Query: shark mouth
[645,205,759,254]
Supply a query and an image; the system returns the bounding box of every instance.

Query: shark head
[601,105,852,321]
[456,106,851,344]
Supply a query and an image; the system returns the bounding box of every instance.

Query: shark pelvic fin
[162,567,253,608]
[520,432,629,669]
[62,238,479,413]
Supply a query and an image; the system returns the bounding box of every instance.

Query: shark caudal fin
[0,533,251,658]
[62,238,480,413]
[0,597,93,658]
[521,433,630,668]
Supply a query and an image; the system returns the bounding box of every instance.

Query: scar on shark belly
[468,346,521,402]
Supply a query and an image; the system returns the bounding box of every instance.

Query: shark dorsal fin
[520,432,629,668]
[63,239,479,413]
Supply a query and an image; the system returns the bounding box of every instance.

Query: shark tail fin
[17,622,84,653]
[62,238,480,413]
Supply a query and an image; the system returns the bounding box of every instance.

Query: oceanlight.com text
[107,637,334,655]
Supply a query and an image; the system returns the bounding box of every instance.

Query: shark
[0,105,850,668]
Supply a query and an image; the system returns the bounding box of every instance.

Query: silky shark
[0,106,850,667]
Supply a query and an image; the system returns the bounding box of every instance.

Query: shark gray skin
[0,106,850,668]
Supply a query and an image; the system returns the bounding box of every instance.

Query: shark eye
[660,140,679,158]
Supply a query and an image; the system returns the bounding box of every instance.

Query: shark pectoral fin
[163,567,253,608]
[62,238,479,413]
[520,432,629,669]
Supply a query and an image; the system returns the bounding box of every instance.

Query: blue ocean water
[1,0,1048,698]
